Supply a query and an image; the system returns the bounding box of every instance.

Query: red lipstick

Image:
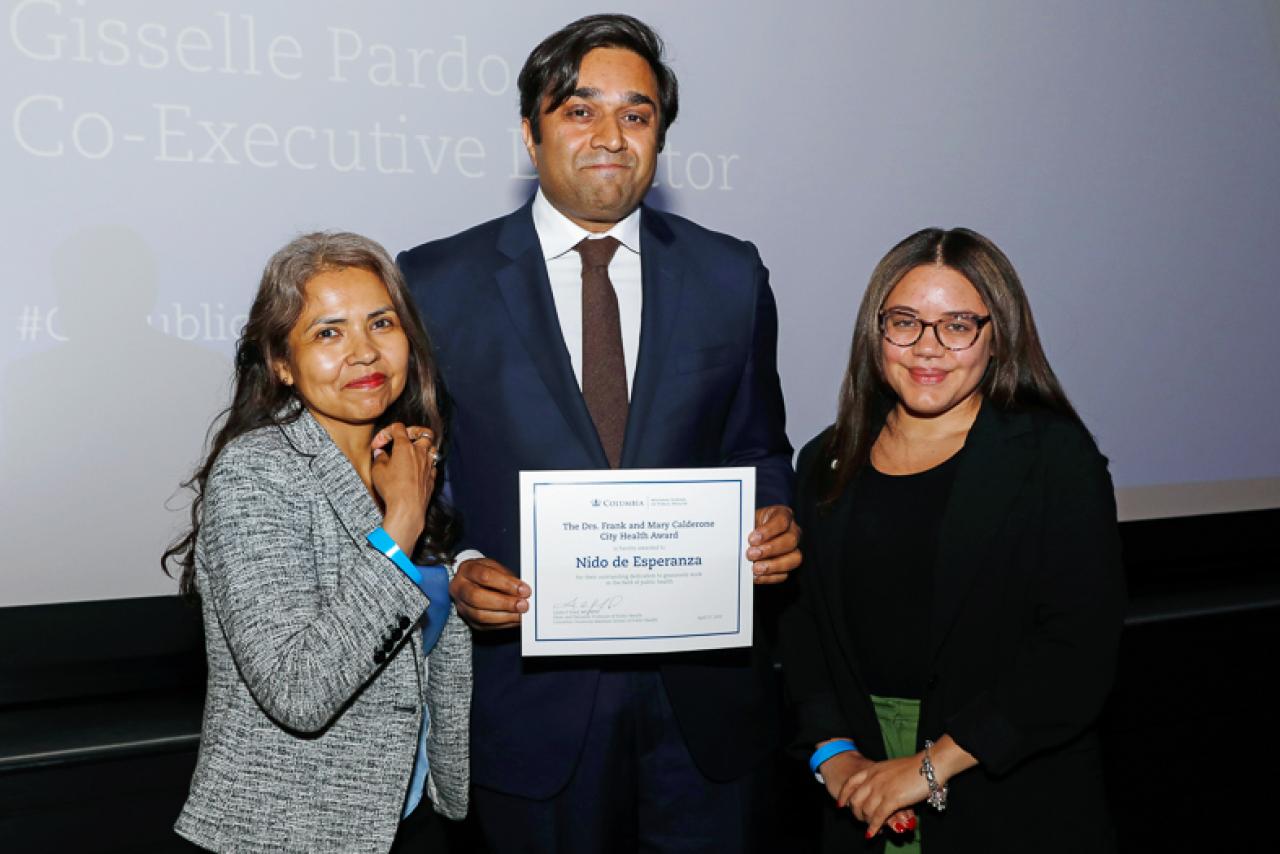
[345,373,386,390]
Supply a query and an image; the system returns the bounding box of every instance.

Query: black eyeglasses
[878,309,991,351]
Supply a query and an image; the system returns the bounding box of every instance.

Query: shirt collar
[531,188,642,260]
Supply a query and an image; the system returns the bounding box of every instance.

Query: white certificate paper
[520,467,755,656]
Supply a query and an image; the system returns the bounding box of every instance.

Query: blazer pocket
[674,344,735,375]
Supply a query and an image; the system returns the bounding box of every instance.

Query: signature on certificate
[553,595,624,616]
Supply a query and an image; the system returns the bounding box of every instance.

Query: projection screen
[2,0,1278,607]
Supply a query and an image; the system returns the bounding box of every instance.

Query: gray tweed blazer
[174,409,470,853]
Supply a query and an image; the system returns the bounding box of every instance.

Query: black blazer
[398,202,794,798]
[780,402,1125,853]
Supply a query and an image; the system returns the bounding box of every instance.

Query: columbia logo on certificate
[519,467,756,656]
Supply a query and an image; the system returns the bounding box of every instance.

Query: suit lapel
[621,208,685,468]
[494,204,608,466]
[279,410,383,548]
[282,410,425,672]
[811,474,892,758]
[929,403,1036,664]
[817,483,869,690]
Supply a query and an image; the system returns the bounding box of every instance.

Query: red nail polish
[865,829,874,840]
[891,823,904,833]
[906,816,918,830]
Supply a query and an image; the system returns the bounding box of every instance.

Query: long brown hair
[821,227,1080,503]
[163,232,455,595]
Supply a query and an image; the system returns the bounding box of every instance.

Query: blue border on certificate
[531,478,745,643]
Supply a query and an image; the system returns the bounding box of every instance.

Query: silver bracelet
[920,739,949,811]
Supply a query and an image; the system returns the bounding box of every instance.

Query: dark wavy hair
[821,227,1080,503]
[518,13,679,150]
[163,232,455,595]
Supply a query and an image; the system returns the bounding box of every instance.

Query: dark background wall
[3,508,1276,852]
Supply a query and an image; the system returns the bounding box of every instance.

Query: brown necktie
[575,236,627,468]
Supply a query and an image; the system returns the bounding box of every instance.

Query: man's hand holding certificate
[520,468,756,655]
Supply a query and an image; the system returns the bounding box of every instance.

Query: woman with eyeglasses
[780,227,1124,853]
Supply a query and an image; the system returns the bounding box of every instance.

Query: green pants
[870,695,923,853]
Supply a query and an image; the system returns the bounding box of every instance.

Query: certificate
[519,467,755,656]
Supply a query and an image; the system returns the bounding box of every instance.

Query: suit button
[397,615,411,630]
[382,638,396,653]
[373,650,387,664]
[391,626,403,640]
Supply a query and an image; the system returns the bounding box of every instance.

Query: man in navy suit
[399,14,799,853]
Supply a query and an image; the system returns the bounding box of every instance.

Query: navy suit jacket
[398,201,794,798]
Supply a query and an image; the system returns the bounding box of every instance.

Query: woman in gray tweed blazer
[163,233,470,853]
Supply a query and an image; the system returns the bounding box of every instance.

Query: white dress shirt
[531,188,643,395]
[452,193,643,569]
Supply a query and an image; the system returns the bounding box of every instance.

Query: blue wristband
[366,527,423,585]
[809,738,858,782]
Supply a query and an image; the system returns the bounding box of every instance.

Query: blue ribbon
[365,527,451,654]
[366,527,453,815]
